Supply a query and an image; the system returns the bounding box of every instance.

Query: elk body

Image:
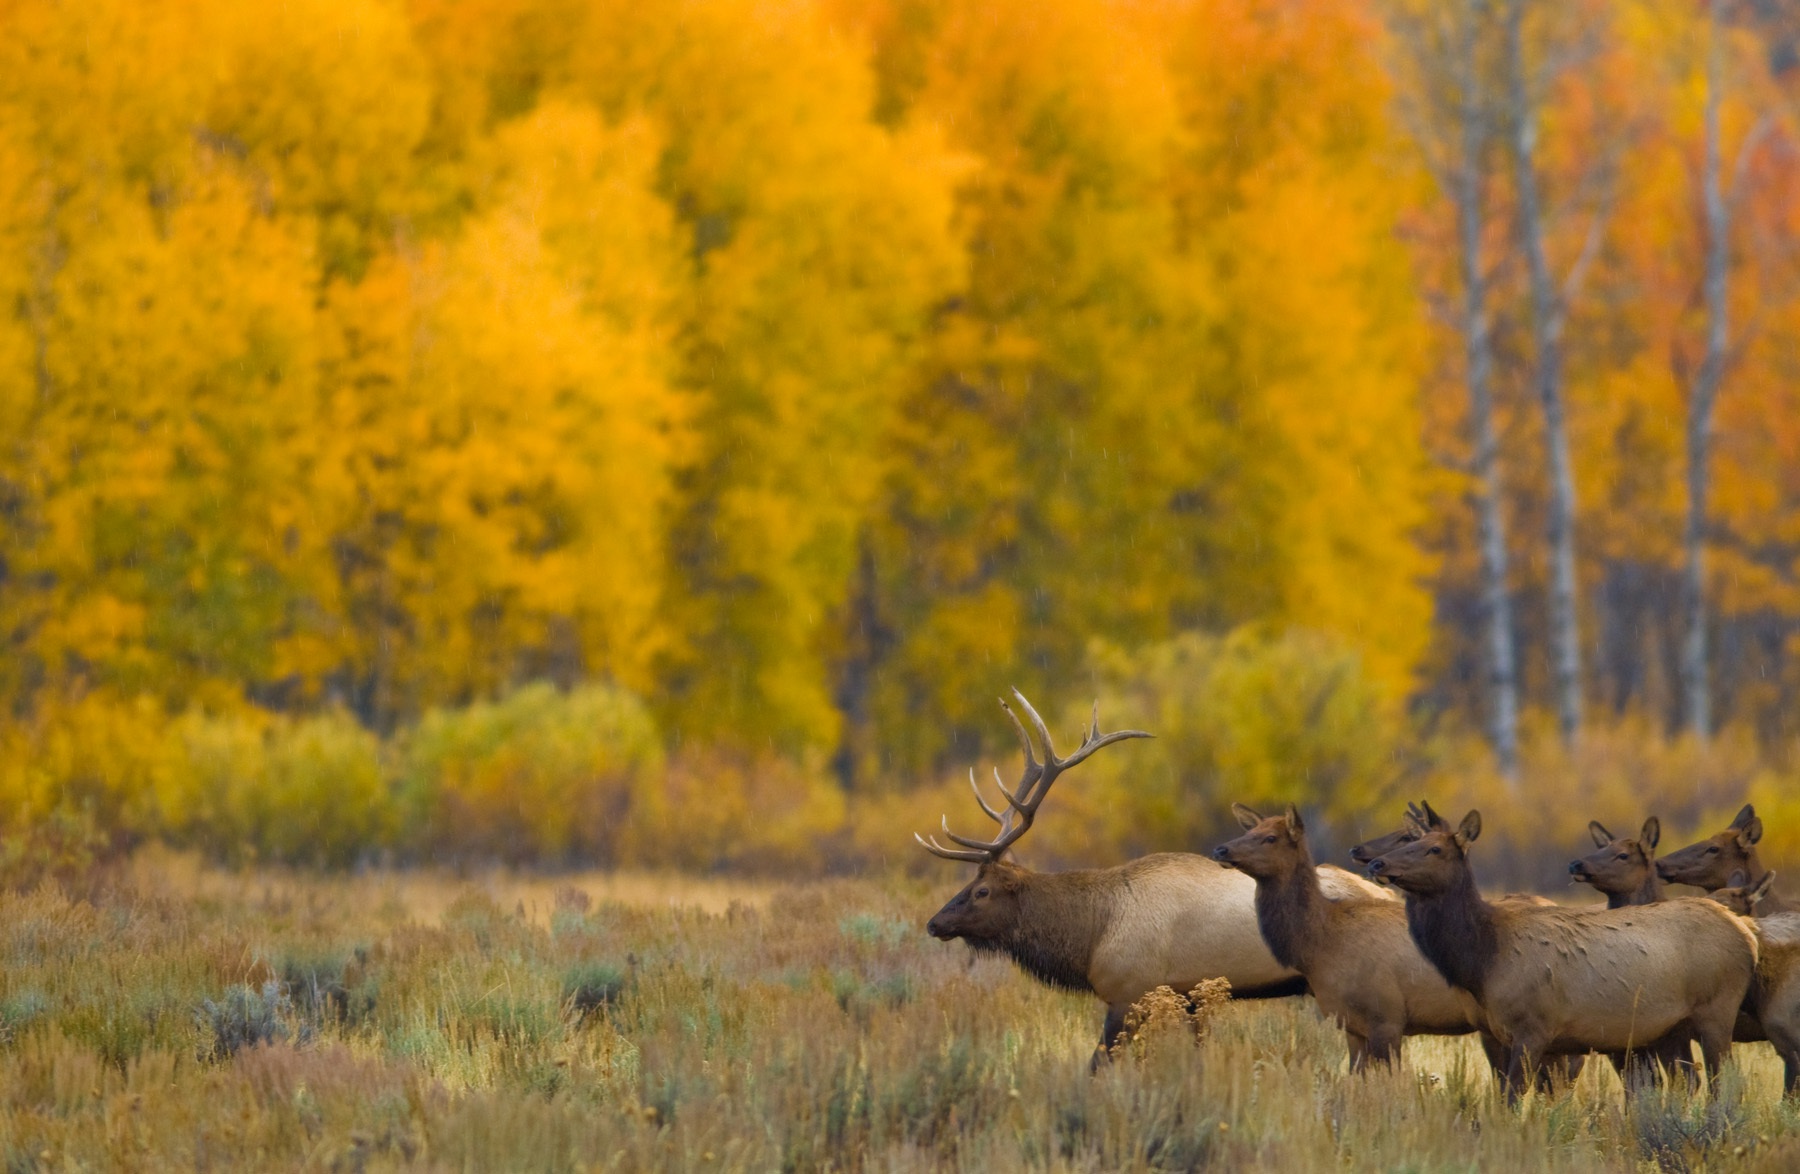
[1365,810,1759,1100]
[1660,805,1795,914]
[919,691,1391,1051]
[1212,804,1482,1071]
[1705,874,1800,1095]
[1569,818,1664,908]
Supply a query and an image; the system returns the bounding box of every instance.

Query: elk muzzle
[1569,859,1592,879]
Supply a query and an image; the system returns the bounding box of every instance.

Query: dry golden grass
[3,858,1800,1171]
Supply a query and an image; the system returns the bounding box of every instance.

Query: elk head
[1568,817,1660,897]
[1657,804,1763,890]
[919,690,1150,944]
[1364,809,1481,896]
[1708,869,1777,916]
[1347,801,1439,866]
[1211,802,1308,880]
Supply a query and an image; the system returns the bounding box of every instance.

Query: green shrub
[258,712,390,866]
[198,980,293,1060]
[400,681,660,864]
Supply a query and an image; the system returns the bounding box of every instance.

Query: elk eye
[1708,847,1720,855]
[1264,835,1278,844]
[1617,854,1630,861]
[975,887,990,899]
[1427,846,1441,856]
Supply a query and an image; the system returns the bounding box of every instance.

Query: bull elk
[918,690,1391,1053]
[1568,818,1664,908]
[1212,804,1486,1072]
[1659,805,1795,914]
[1365,809,1759,1100]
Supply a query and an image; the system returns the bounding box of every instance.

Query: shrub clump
[198,980,294,1060]
[1115,979,1232,1056]
[400,682,660,864]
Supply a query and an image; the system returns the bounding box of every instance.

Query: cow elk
[1365,809,1759,1101]
[1711,870,1779,918]
[1659,804,1793,914]
[1569,818,1663,908]
[1212,803,1486,1072]
[918,689,1391,1054]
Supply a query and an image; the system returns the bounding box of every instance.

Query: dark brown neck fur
[1250,854,1329,972]
[997,871,1117,993]
[1603,867,1664,909]
[1402,866,1500,999]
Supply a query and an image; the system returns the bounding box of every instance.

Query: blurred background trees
[2,0,1799,877]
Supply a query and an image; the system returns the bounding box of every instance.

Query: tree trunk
[1504,0,1582,745]
[1455,0,1519,780]
[1685,2,1729,742]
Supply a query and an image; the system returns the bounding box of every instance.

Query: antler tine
[916,691,1151,866]
[991,766,1027,812]
[1010,688,1059,767]
[999,695,1046,807]
[940,814,1011,853]
[914,831,992,864]
[968,768,1004,825]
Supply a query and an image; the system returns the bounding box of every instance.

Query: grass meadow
[3,856,1799,1172]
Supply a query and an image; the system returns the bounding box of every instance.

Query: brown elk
[1710,870,1779,917]
[1659,805,1795,914]
[1351,807,1554,909]
[919,690,1392,1053]
[1568,818,1663,908]
[1364,809,1758,1100]
[1212,803,1486,1071]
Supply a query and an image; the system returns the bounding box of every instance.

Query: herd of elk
[917,693,1799,1099]
[1211,802,1555,1081]
[1362,808,1759,1099]
[916,690,1389,1055]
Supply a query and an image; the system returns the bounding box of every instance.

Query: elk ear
[1455,810,1483,847]
[1753,872,1778,904]
[1588,821,1614,849]
[1284,804,1304,839]
[1731,803,1757,830]
[1727,869,1750,888]
[1231,803,1263,830]
[1421,800,1450,831]
[1740,815,1764,848]
[1641,816,1660,850]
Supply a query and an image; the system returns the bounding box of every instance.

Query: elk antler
[915,689,1152,864]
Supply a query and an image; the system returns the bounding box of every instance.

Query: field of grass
[3,858,1800,1171]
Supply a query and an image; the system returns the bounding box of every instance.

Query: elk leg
[1534,1052,1580,1092]
[1091,1003,1129,1070]
[1694,1024,1732,1093]
[1478,1032,1509,1083]
[1361,1026,1401,1070]
[1778,1040,1800,1099]
[1504,1034,1548,1104]
[1345,1031,1371,1074]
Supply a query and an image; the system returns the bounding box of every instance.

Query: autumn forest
[2,0,1799,877]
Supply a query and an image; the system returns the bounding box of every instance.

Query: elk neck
[1251,853,1329,972]
[1610,866,1663,909]
[1001,870,1120,994]
[1402,865,1499,999]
